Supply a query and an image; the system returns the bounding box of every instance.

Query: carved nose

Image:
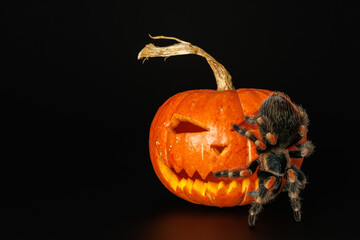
[211,145,228,156]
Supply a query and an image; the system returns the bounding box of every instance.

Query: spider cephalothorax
[215,92,314,226]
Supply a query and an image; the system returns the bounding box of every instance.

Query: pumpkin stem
[138,35,235,91]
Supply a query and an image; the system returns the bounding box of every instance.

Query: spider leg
[245,116,277,146]
[232,124,266,150]
[244,115,267,127]
[297,105,310,128]
[248,171,281,226]
[293,105,311,142]
[290,166,307,188]
[285,167,307,222]
[244,115,257,125]
[271,177,283,195]
[214,159,260,178]
[289,141,315,158]
[256,117,278,145]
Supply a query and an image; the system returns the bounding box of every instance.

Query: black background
[1,0,358,239]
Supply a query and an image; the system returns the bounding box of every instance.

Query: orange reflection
[133,205,260,240]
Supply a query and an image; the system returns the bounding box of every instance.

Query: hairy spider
[214,92,314,226]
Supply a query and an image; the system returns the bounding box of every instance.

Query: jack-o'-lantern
[138,36,307,208]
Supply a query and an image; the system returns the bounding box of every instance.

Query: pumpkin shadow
[133,204,261,240]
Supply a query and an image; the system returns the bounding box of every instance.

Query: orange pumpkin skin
[149,88,306,207]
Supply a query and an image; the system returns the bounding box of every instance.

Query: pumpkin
[138,36,305,207]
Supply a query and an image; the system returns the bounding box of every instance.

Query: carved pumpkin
[138,36,305,207]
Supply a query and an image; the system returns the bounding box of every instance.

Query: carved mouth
[154,114,259,206]
[175,168,227,184]
[157,159,258,206]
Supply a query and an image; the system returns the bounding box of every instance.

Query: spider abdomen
[258,94,302,149]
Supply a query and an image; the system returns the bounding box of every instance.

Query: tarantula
[214,92,314,226]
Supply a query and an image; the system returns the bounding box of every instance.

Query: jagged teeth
[198,170,211,180]
[184,166,196,178]
[172,163,183,174]
[158,159,256,206]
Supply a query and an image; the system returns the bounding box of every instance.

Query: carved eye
[170,114,209,134]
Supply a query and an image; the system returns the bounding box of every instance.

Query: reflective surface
[116,192,353,240]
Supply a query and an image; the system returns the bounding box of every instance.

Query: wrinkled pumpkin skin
[149,88,305,207]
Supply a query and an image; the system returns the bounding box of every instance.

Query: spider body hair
[215,92,314,226]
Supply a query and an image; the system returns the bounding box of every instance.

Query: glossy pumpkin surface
[149,88,305,207]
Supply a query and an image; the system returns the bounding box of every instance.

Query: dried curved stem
[138,35,235,91]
